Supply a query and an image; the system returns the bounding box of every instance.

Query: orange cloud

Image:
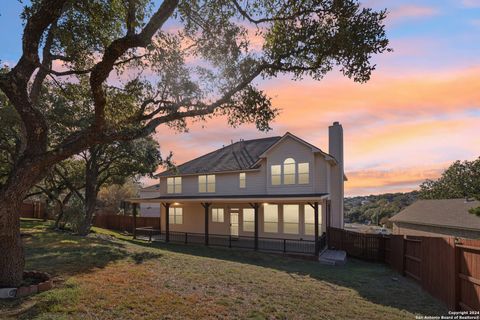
[345,164,446,196]
[140,61,480,196]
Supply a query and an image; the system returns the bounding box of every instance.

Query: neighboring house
[134,122,346,247]
[390,199,480,239]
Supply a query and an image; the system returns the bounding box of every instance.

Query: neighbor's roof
[157,136,281,177]
[390,199,480,231]
[157,133,337,177]
[141,184,160,192]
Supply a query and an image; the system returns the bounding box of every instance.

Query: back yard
[1,219,445,319]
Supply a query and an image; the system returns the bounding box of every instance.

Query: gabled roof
[390,199,480,231]
[157,132,338,177]
[252,132,337,166]
[157,136,281,177]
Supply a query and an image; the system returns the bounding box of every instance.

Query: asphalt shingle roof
[390,199,480,231]
[157,136,281,177]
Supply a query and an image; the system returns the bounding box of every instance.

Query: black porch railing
[134,227,327,256]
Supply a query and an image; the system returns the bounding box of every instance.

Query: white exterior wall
[141,129,344,235]
[156,135,330,197]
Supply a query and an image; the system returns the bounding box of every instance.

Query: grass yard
[1,219,446,319]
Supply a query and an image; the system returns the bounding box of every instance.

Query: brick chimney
[329,122,344,228]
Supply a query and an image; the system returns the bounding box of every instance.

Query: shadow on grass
[20,219,163,278]
[125,237,447,315]
[18,220,446,316]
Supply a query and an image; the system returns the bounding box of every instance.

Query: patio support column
[201,203,211,245]
[326,200,331,247]
[132,202,138,239]
[309,201,320,256]
[162,203,171,242]
[158,205,162,235]
[314,201,320,256]
[249,203,260,251]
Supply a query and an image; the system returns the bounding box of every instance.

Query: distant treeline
[344,191,419,225]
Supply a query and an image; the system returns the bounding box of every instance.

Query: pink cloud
[462,0,480,8]
[387,5,440,23]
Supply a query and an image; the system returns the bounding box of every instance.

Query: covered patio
[126,194,330,257]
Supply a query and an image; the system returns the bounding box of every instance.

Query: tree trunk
[0,159,50,287]
[0,198,24,288]
[78,149,99,236]
[54,192,72,229]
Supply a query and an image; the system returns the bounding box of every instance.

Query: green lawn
[1,219,446,319]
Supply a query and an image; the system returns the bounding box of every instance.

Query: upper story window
[167,177,182,194]
[270,158,310,186]
[283,158,296,184]
[199,174,215,193]
[298,163,309,184]
[169,207,183,224]
[239,172,246,188]
[211,208,224,223]
[271,165,281,185]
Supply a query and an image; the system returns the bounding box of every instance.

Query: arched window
[283,158,296,184]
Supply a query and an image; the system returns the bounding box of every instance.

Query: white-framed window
[283,158,296,184]
[243,208,255,232]
[212,208,224,223]
[167,177,182,194]
[304,204,322,235]
[264,204,278,233]
[239,172,246,188]
[271,165,281,185]
[169,207,183,224]
[198,174,215,193]
[283,204,299,234]
[298,163,309,184]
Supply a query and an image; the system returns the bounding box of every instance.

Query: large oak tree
[0,0,390,287]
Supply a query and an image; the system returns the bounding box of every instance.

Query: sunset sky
[1,1,479,196]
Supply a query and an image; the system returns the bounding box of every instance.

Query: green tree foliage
[97,179,140,215]
[419,158,480,200]
[344,192,418,225]
[419,157,480,216]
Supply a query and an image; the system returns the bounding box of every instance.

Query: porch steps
[319,249,347,266]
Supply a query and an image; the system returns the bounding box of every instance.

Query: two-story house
[131,122,346,255]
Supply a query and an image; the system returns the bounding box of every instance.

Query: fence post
[185,232,188,244]
[229,235,232,248]
[132,203,138,239]
[454,239,461,311]
[402,235,406,276]
[283,239,286,253]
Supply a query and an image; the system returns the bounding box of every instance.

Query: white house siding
[314,154,329,194]
[157,136,331,198]
[265,136,317,194]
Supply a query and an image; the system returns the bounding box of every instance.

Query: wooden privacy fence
[93,214,160,233]
[20,201,46,219]
[328,227,480,311]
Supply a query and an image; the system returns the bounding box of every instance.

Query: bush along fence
[327,227,480,311]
